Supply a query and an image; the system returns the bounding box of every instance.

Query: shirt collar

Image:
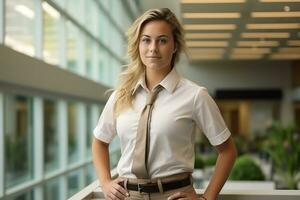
[132,67,180,95]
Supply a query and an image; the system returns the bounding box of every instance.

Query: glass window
[85,37,93,79]
[4,94,33,189]
[86,105,92,155]
[98,6,109,45]
[66,21,79,74]
[85,0,97,35]
[67,170,81,198]
[98,47,105,84]
[44,99,59,173]
[67,102,79,164]
[100,50,111,85]
[52,0,65,9]
[12,190,34,200]
[44,178,60,200]
[5,0,35,56]
[85,163,96,184]
[42,1,60,65]
[66,0,83,25]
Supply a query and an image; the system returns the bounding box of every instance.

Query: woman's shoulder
[179,77,207,92]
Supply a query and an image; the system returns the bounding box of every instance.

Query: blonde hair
[114,8,187,116]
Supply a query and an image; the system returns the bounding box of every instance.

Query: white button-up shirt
[93,68,231,179]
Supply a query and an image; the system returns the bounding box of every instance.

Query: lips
[146,56,161,58]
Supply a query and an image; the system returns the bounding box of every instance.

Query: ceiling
[142,0,300,62]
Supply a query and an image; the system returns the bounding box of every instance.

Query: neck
[145,67,172,91]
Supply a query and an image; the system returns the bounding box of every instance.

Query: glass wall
[42,1,60,65]
[67,102,79,164]
[43,178,60,200]
[0,0,139,199]
[44,99,59,173]
[66,21,80,75]
[4,95,34,189]
[67,170,83,198]
[5,0,35,56]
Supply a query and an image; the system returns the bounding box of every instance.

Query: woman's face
[139,20,175,72]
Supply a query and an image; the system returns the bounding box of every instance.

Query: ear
[173,44,177,53]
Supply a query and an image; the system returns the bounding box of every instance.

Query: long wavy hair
[114,8,187,116]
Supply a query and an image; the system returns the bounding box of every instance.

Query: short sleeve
[93,91,117,143]
[192,87,231,146]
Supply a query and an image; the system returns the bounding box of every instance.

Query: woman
[92,8,237,200]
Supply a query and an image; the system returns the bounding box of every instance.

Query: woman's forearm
[203,137,237,200]
[92,138,112,185]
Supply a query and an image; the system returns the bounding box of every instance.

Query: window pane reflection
[5,0,35,56]
[86,163,96,184]
[12,190,34,200]
[43,1,60,65]
[86,37,93,79]
[66,0,83,25]
[44,99,59,173]
[44,178,60,200]
[86,105,92,155]
[66,21,79,74]
[67,170,81,198]
[4,95,33,189]
[85,0,97,35]
[68,102,79,164]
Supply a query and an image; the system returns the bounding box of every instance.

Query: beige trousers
[122,173,197,200]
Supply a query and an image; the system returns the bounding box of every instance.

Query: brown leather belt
[119,176,191,193]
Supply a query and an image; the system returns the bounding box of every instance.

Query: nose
[149,41,158,52]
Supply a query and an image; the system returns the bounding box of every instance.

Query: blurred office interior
[0,0,300,199]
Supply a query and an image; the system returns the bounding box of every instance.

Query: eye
[141,38,151,44]
[159,38,167,44]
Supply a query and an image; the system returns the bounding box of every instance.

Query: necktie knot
[146,86,163,105]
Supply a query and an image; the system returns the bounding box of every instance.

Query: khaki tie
[132,86,163,178]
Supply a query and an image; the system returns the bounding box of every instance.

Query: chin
[146,63,161,69]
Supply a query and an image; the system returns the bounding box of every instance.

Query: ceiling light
[278,47,300,53]
[252,11,300,18]
[183,12,240,18]
[237,41,279,47]
[187,41,229,47]
[260,0,300,2]
[181,0,246,3]
[287,40,300,46]
[284,6,290,12]
[232,48,271,54]
[14,4,35,19]
[42,2,60,19]
[190,54,224,60]
[246,23,300,29]
[186,33,232,39]
[270,54,300,60]
[189,48,226,54]
[241,32,290,38]
[230,54,264,59]
[184,24,236,30]
[5,36,35,56]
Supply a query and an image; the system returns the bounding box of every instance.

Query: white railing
[69,168,300,200]
[69,180,300,200]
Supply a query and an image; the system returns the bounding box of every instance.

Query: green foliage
[204,154,217,167]
[229,155,265,181]
[194,155,205,169]
[262,123,300,189]
[234,135,250,155]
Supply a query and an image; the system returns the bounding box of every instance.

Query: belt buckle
[137,183,143,193]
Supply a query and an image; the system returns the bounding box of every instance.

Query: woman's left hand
[167,190,198,200]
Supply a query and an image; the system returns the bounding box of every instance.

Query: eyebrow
[141,34,169,38]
